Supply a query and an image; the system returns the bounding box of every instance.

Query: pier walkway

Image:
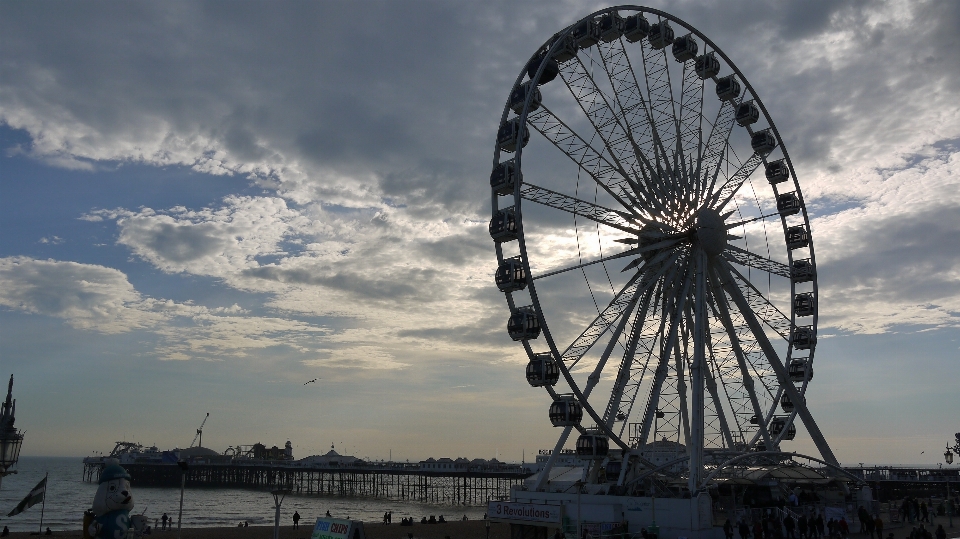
[83,460,531,505]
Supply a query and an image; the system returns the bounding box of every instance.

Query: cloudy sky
[1,0,958,466]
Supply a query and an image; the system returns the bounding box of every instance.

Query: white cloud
[0,256,160,333]
[0,256,339,362]
[812,148,960,334]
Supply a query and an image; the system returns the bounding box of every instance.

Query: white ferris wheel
[490,6,844,494]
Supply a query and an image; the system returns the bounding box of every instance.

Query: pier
[82,460,531,505]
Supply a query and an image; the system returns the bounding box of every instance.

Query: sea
[0,457,490,533]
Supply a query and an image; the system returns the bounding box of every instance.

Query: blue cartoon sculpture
[87,459,135,539]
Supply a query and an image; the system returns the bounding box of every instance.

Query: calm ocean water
[0,457,489,533]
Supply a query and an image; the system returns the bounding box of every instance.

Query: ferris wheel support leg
[707,264,776,451]
[690,249,707,493]
[716,259,839,466]
[533,425,575,492]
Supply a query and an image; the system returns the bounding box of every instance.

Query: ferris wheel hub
[694,207,726,257]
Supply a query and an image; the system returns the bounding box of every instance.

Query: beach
[2,519,515,539]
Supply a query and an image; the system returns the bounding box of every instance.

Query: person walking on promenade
[934,524,945,539]
[293,511,301,529]
[920,502,929,523]
[798,514,808,539]
[739,518,751,539]
[161,513,168,531]
[785,514,796,539]
[859,507,870,535]
[873,515,883,539]
[725,518,734,539]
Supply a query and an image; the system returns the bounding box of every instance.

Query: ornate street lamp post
[0,375,24,490]
[945,446,954,529]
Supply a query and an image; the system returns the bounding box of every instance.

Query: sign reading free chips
[312,518,361,539]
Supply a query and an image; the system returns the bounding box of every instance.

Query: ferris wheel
[490,6,839,492]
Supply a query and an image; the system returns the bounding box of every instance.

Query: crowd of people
[723,497,954,539]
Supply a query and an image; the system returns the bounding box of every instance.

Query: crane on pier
[189,413,209,448]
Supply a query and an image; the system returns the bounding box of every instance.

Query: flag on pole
[6,476,47,517]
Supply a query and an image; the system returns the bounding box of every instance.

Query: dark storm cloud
[0,0,571,211]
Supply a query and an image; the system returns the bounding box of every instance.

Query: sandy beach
[3,520,515,539]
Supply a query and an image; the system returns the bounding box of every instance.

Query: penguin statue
[87,459,135,539]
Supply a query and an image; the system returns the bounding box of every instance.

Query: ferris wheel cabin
[786,225,810,250]
[695,52,720,79]
[777,192,801,216]
[789,359,814,382]
[526,53,559,84]
[497,119,530,153]
[769,417,798,440]
[622,14,650,43]
[791,325,816,350]
[509,81,542,114]
[766,159,790,184]
[572,18,602,49]
[526,353,560,387]
[716,75,741,101]
[496,256,527,293]
[576,431,610,459]
[489,207,518,242]
[791,258,816,283]
[508,305,541,341]
[672,34,698,63]
[735,101,760,126]
[648,20,675,50]
[794,292,815,317]
[549,396,583,427]
[781,393,805,413]
[751,128,778,155]
[598,12,625,43]
[550,34,578,63]
[490,159,520,196]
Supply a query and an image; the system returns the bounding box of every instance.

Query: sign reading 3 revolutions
[488,502,562,524]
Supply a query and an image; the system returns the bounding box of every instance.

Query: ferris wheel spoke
[676,60,705,202]
[703,323,737,449]
[725,263,792,341]
[602,257,682,430]
[560,249,681,369]
[639,34,680,185]
[697,98,739,205]
[635,256,693,447]
[706,310,758,447]
[595,39,674,213]
[532,237,679,282]
[520,182,640,235]
[714,259,839,465]
[706,263,776,449]
[723,244,791,279]
[559,56,668,216]
[708,152,765,212]
[527,106,657,222]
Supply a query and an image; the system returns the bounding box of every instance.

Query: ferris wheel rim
[491,5,831,472]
